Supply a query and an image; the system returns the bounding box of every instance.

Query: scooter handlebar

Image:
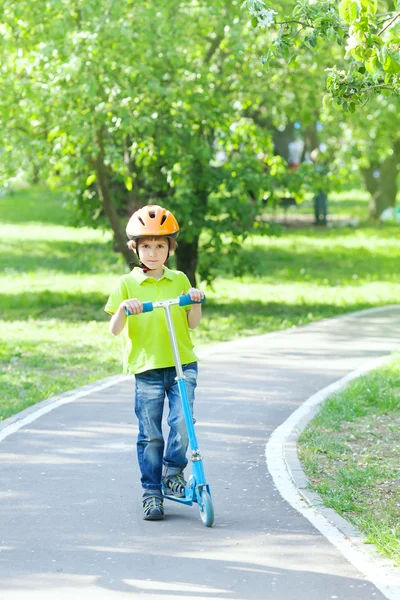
[178,293,206,307]
[142,301,154,313]
[125,305,153,316]
[125,294,205,316]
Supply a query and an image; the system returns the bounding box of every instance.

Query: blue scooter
[126,293,214,527]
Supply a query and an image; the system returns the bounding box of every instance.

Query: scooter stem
[163,305,202,459]
[163,305,184,379]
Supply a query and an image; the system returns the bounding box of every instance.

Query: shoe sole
[143,512,164,521]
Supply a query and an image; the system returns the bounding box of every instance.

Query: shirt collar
[130,266,174,285]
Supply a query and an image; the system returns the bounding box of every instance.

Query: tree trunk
[32,162,40,184]
[303,124,319,156]
[175,237,199,287]
[362,141,400,219]
[272,126,294,162]
[94,131,133,266]
[174,159,209,285]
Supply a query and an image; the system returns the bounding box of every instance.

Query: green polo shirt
[104,267,198,375]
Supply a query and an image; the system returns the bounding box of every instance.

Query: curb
[266,354,400,600]
[0,374,134,443]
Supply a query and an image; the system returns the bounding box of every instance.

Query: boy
[104,205,204,521]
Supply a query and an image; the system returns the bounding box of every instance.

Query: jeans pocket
[183,362,198,380]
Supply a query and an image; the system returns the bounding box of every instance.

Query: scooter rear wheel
[199,490,214,527]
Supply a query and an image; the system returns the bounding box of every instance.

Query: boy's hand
[120,298,143,315]
[186,288,205,303]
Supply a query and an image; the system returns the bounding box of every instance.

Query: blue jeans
[134,362,198,495]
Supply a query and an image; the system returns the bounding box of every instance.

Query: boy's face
[137,237,169,271]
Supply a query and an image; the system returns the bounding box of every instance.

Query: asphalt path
[1,306,400,600]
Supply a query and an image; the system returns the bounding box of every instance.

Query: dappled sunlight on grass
[1,319,122,420]
[291,189,371,219]
[1,186,400,419]
[0,240,123,276]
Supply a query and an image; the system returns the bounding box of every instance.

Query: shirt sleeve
[104,277,128,315]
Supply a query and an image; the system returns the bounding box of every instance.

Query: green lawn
[289,189,371,219]
[298,356,400,565]
[1,186,400,420]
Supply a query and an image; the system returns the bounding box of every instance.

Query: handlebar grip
[125,302,153,316]
[179,293,206,307]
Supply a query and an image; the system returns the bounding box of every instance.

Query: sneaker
[162,472,186,498]
[142,496,164,521]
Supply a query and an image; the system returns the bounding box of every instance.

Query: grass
[1,185,400,420]
[298,356,400,565]
[288,189,371,220]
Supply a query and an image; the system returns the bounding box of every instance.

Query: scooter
[126,293,214,527]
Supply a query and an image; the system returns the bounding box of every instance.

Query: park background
[1,0,400,563]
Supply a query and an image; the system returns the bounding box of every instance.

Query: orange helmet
[126,205,180,240]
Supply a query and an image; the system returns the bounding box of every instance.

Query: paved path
[1,306,400,600]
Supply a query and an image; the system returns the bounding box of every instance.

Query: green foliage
[0,0,359,280]
[244,0,400,109]
[1,0,302,281]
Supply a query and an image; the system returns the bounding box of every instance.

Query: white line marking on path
[0,375,133,443]
[265,355,400,600]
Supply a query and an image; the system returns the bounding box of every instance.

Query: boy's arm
[109,298,143,336]
[186,288,204,330]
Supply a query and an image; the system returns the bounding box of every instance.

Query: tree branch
[277,20,309,27]
[204,34,224,64]
[348,83,394,95]
[95,0,115,32]
[378,12,400,36]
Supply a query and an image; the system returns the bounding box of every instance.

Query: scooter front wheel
[199,490,214,527]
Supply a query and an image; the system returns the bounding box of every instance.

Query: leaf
[384,51,400,74]
[47,127,61,142]
[365,54,378,75]
[86,174,96,186]
[326,27,336,42]
[338,0,350,21]
[322,93,332,108]
[352,46,368,61]
[360,0,377,14]
[125,176,133,191]
[371,35,384,47]
[378,46,400,73]
[339,0,358,23]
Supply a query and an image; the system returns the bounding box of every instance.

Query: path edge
[0,374,134,442]
[265,354,400,600]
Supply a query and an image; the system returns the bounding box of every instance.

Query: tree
[243,0,400,217]
[244,0,400,110]
[322,94,400,217]
[1,0,329,282]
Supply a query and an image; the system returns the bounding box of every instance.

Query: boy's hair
[127,236,177,252]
